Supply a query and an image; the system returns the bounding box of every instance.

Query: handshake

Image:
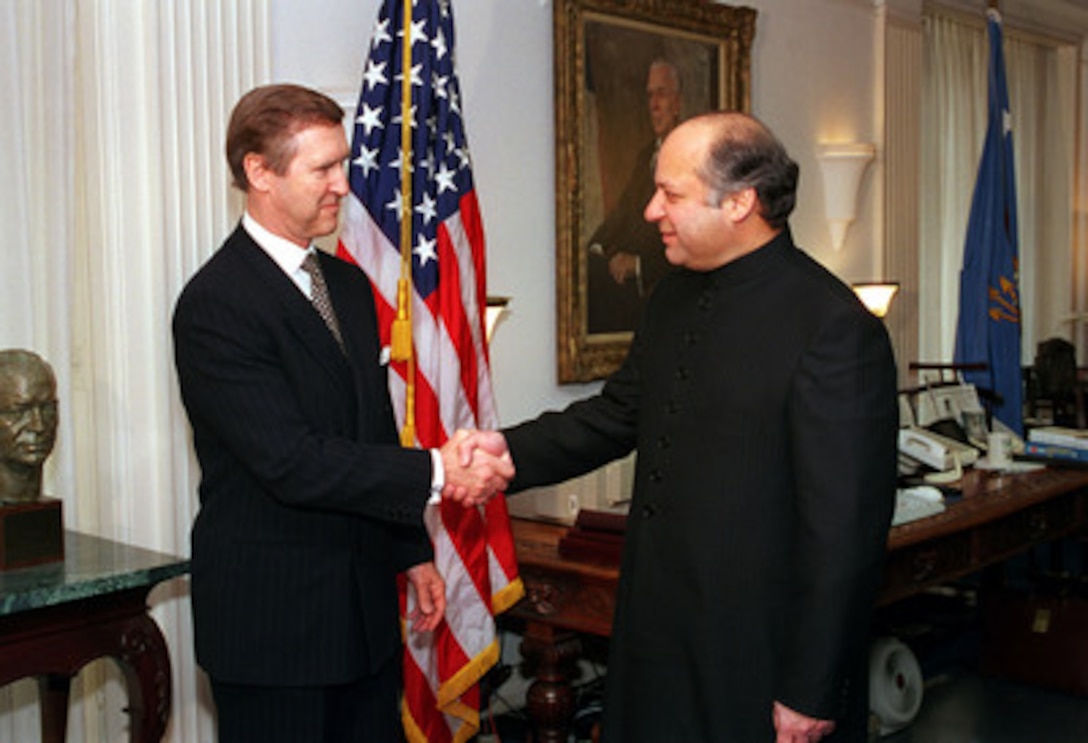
[438,429,513,507]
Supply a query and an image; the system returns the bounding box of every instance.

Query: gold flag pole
[393,0,417,446]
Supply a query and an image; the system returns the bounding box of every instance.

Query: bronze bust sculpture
[0,349,59,504]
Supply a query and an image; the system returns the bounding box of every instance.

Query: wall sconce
[817,143,875,251]
[852,282,899,318]
[485,296,511,342]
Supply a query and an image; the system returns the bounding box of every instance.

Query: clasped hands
[439,429,512,507]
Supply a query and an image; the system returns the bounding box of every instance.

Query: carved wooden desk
[509,466,1088,742]
[881,467,1088,603]
[0,531,190,743]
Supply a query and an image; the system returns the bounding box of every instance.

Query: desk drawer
[976,496,1079,563]
[882,532,973,602]
[513,566,615,637]
[983,592,1088,697]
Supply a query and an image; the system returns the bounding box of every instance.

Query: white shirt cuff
[428,449,444,505]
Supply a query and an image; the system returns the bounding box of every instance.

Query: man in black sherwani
[463,111,898,742]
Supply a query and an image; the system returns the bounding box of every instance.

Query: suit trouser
[210,657,401,743]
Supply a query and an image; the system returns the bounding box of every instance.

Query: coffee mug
[987,431,1013,468]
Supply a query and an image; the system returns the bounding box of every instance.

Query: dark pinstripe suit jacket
[173,224,433,686]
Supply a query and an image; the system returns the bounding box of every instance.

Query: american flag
[335,1,523,740]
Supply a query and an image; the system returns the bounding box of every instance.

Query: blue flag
[953,9,1022,435]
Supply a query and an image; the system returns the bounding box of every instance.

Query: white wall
[269,0,886,425]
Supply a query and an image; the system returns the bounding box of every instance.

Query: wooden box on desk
[0,497,64,569]
[558,508,627,566]
[982,591,1088,697]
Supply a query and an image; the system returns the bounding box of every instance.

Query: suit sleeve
[504,332,642,491]
[777,305,899,719]
[173,272,433,529]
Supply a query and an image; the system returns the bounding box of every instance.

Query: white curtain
[919,9,1080,368]
[0,1,268,741]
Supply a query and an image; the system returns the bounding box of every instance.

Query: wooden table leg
[38,674,71,743]
[116,612,173,743]
[520,622,582,743]
[2,589,174,743]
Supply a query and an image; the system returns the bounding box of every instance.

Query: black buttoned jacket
[505,229,898,742]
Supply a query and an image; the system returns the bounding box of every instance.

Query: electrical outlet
[568,493,580,516]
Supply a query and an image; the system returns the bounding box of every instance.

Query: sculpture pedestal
[0,497,63,569]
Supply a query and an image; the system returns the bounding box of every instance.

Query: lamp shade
[852,282,899,318]
[485,296,510,341]
[818,143,876,251]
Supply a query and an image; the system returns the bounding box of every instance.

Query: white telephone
[898,426,980,471]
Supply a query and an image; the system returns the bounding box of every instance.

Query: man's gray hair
[696,113,799,229]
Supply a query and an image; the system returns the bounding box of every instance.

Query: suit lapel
[229,229,353,388]
[319,254,374,370]
[319,251,401,445]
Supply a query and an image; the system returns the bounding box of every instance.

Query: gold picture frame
[555,0,756,383]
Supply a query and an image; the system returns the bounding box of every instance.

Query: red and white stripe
[338,187,522,743]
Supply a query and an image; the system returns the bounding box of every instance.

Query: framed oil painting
[555,0,756,382]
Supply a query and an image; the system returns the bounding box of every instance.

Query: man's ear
[243,152,271,192]
[723,187,758,223]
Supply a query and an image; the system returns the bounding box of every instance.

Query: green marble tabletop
[0,531,190,616]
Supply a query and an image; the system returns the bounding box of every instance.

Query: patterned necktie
[301,252,345,351]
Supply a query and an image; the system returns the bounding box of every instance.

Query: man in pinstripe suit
[173,84,513,743]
